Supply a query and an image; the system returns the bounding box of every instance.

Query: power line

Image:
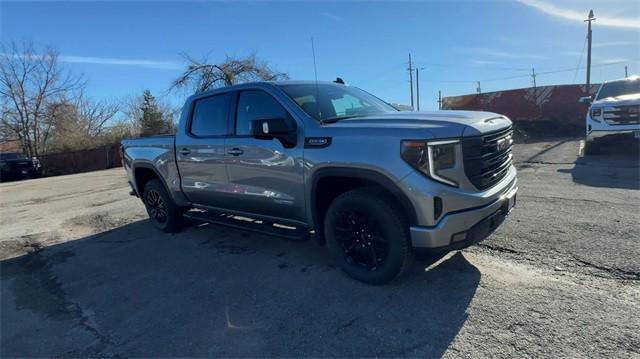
[573,35,588,83]
[481,73,531,82]
[481,61,626,82]
[414,61,531,72]
[537,60,626,76]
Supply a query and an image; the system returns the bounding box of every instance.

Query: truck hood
[593,93,640,107]
[324,110,511,138]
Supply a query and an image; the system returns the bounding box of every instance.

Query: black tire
[324,188,414,284]
[584,140,600,155]
[143,179,182,232]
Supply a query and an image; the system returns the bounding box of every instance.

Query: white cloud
[3,52,182,70]
[516,0,640,29]
[593,41,638,48]
[59,55,182,70]
[564,51,583,57]
[470,59,503,66]
[319,12,342,21]
[466,47,548,60]
[597,58,627,64]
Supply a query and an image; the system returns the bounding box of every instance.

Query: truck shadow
[1,220,480,357]
[560,137,640,190]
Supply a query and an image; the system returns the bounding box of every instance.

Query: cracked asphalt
[1,137,639,357]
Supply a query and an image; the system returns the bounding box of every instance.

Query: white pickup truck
[580,76,640,153]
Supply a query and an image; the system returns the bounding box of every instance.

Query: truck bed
[121,134,181,201]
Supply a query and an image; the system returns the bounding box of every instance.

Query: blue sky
[2,0,639,111]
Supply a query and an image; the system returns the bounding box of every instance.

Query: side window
[235,91,289,136]
[190,94,230,137]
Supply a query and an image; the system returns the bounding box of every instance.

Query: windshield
[0,153,27,160]
[278,83,397,122]
[596,79,640,100]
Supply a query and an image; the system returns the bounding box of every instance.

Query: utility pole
[476,81,482,110]
[531,67,537,106]
[438,90,442,110]
[532,67,541,113]
[416,67,421,111]
[625,65,628,78]
[531,68,537,88]
[408,54,414,110]
[476,81,481,94]
[585,9,596,90]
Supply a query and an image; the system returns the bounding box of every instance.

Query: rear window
[190,94,230,137]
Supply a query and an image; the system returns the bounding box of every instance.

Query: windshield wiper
[321,115,360,124]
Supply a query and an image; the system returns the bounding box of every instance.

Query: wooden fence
[39,144,122,176]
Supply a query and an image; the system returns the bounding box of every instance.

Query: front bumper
[587,129,639,142]
[410,183,517,249]
[586,115,640,142]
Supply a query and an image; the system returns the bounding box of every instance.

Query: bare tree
[171,53,289,93]
[75,91,119,138]
[0,41,82,156]
[45,93,119,152]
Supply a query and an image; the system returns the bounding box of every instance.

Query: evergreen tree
[138,90,167,136]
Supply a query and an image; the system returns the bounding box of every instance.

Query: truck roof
[603,75,639,84]
[186,80,347,100]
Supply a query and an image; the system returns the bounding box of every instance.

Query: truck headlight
[591,108,602,118]
[401,140,459,187]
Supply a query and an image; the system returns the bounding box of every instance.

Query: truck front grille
[603,105,640,125]
[462,126,513,190]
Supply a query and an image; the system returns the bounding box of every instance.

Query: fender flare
[308,167,418,229]
[131,163,174,200]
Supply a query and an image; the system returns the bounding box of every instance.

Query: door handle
[227,148,244,156]
[180,148,191,156]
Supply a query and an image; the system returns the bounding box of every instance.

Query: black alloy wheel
[334,210,388,271]
[325,188,414,284]
[146,189,168,224]
[143,178,183,232]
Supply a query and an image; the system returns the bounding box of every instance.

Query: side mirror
[579,96,592,104]
[251,117,297,148]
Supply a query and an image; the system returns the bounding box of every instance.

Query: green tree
[138,90,169,136]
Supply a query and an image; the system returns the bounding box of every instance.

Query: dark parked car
[0,152,42,181]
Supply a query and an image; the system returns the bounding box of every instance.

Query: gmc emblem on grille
[496,136,512,151]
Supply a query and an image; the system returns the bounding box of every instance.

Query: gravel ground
[1,138,638,357]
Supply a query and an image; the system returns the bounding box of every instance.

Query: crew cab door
[176,92,232,206]
[224,89,305,223]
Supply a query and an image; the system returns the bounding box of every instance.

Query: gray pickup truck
[122,80,517,284]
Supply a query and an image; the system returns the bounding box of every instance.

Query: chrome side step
[183,209,309,241]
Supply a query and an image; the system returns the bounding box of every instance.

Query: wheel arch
[308,167,417,234]
[132,163,172,200]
